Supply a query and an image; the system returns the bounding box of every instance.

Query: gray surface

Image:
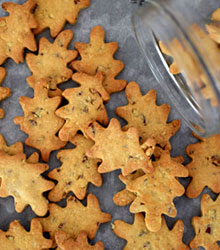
[0,0,219,249]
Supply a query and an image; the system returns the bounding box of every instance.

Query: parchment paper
[0,0,219,249]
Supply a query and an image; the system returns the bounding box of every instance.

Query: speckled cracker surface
[86,118,154,176]
[56,72,109,142]
[190,194,220,250]
[0,67,10,118]
[48,134,102,201]
[186,134,220,198]
[0,0,37,64]
[0,151,54,216]
[116,82,180,150]
[40,194,111,241]
[72,26,127,94]
[127,151,188,232]
[55,231,104,250]
[0,219,52,250]
[113,213,189,250]
[14,81,66,162]
[33,0,90,37]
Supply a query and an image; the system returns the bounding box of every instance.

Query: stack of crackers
[0,1,219,249]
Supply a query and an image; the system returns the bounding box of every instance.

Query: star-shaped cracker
[0,151,54,216]
[40,194,111,241]
[55,231,104,250]
[0,67,11,119]
[86,118,154,176]
[48,134,102,201]
[56,72,109,142]
[185,134,220,198]
[0,0,37,64]
[14,81,66,162]
[26,30,78,97]
[33,0,90,37]
[0,219,52,250]
[116,82,180,150]
[0,133,23,155]
[190,194,220,250]
[113,213,189,250]
[71,26,127,94]
[126,151,188,232]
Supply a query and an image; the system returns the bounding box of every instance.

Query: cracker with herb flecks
[0,0,37,64]
[126,151,188,232]
[55,231,104,250]
[0,151,54,216]
[39,194,111,242]
[186,133,220,198]
[26,30,78,97]
[0,219,53,250]
[113,213,189,250]
[71,26,127,94]
[0,67,11,118]
[14,81,66,162]
[0,134,23,155]
[113,154,185,207]
[190,194,220,250]
[116,82,180,150]
[48,134,102,201]
[56,72,109,142]
[86,118,155,176]
[32,0,90,37]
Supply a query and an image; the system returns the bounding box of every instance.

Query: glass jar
[132,0,220,137]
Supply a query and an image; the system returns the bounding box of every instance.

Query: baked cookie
[127,151,188,232]
[48,134,102,201]
[55,231,104,250]
[86,118,155,176]
[26,30,78,97]
[33,0,90,37]
[0,0,37,64]
[40,194,111,242]
[0,219,52,250]
[56,72,109,142]
[72,26,127,94]
[0,151,54,216]
[116,82,180,149]
[186,133,220,198]
[14,81,66,162]
[0,133,23,155]
[113,213,189,250]
[190,194,220,250]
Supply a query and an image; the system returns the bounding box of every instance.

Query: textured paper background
[0,0,219,249]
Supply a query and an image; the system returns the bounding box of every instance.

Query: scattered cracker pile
[0,0,219,249]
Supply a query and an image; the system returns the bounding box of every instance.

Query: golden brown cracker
[71,26,127,94]
[0,151,54,216]
[190,194,220,250]
[14,81,66,162]
[55,231,104,250]
[0,0,37,64]
[26,30,78,96]
[113,154,185,207]
[113,213,189,250]
[0,67,11,118]
[116,82,180,150]
[0,134,23,155]
[185,134,220,198]
[48,134,102,201]
[212,8,220,21]
[159,41,180,75]
[40,194,111,241]
[33,0,90,37]
[126,151,188,232]
[56,72,109,142]
[0,218,52,250]
[86,118,154,176]
[206,23,220,44]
